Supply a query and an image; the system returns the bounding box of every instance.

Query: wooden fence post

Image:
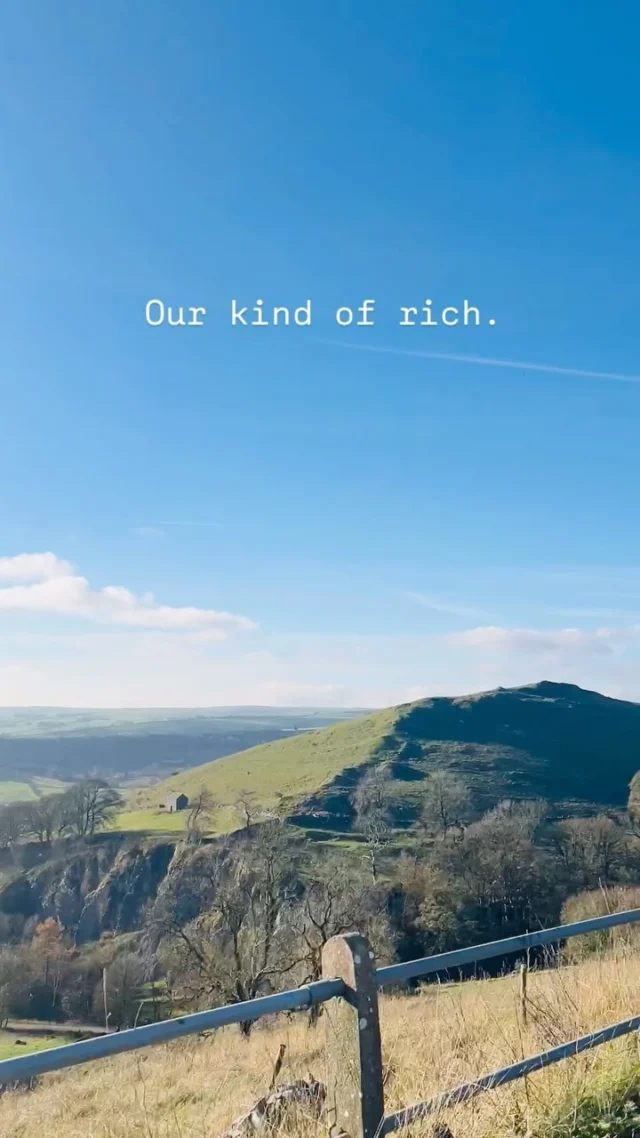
[322,933,385,1138]
[519,961,528,1027]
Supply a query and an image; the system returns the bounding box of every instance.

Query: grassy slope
[2,947,640,1136]
[120,706,398,835]
[123,681,640,837]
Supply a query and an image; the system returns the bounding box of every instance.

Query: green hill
[124,681,640,836]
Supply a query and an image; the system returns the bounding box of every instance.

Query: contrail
[320,341,640,384]
[148,521,221,528]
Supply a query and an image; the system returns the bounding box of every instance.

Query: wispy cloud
[544,607,640,619]
[134,526,165,540]
[324,341,640,384]
[406,591,493,620]
[0,552,257,637]
[446,624,638,655]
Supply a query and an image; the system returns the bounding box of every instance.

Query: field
[0,1031,72,1062]
[3,947,640,1137]
[114,808,191,834]
[115,804,247,835]
[0,777,67,805]
[0,782,38,805]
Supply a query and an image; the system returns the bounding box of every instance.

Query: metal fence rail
[383,1013,640,1134]
[376,905,640,987]
[0,906,639,1138]
[0,977,344,1084]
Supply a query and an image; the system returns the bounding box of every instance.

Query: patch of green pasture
[0,781,38,804]
[0,1031,72,1061]
[114,809,188,834]
[115,803,242,836]
[31,777,67,796]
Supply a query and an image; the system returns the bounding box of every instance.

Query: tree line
[0,919,153,1030]
[0,779,122,847]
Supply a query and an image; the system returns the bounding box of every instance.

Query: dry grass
[3,948,640,1137]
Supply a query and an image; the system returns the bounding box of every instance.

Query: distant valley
[0,707,367,797]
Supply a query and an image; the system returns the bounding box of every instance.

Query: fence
[1,907,640,1136]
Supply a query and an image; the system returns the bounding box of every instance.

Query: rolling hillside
[124,705,399,833]
[127,681,640,836]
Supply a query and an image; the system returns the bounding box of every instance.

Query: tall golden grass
[3,946,640,1137]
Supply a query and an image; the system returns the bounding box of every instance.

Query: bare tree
[235,789,260,832]
[420,799,556,944]
[353,766,393,883]
[0,947,29,1026]
[555,815,628,889]
[421,770,472,840]
[152,822,303,1033]
[291,860,391,1022]
[94,951,148,1028]
[23,795,66,843]
[0,802,31,849]
[0,783,121,848]
[26,918,74,1015]
[60,779,122,837]
[298,867,360,984]
[187,787,216,840]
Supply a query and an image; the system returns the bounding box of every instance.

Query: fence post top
[324,931,375,957]
[322,934,378,995]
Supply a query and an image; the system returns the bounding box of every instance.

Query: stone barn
[163,791,189,813]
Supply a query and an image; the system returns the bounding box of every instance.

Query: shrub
[560,885,640,962]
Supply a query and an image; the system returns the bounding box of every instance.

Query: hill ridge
[126,682,640,837]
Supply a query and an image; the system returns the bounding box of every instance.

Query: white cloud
[3,626,640,707]
[5,562,640,706]
[0,552,73,582]
[446,625,634,655]
[0,552,257,636]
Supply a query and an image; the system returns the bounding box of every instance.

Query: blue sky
[3,2,640,706]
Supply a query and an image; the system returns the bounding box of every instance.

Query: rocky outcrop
[0,837,178,943]
[75,841,176,942]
